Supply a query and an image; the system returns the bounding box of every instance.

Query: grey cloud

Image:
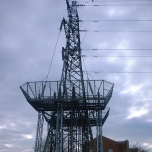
[0,0,152,151]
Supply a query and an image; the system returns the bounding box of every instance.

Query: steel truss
[20,0,114,152]
[35,111,44,152]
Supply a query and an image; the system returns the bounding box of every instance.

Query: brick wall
[89,136,129,152]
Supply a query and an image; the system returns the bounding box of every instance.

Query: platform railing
[20,80,114,106]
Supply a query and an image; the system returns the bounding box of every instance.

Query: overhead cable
[83,71,152,73]
[45,31,61,82]
[82,49,152,50]
[80,30,152,32]
[81,55,152,57]
[76,4,152,6]
[79,19,152,22]
[79,0,152,2]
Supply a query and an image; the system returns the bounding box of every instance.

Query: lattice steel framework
[35,112,44,152]
[20,0,114,152]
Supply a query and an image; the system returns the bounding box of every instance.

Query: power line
[82,55,89,80]
[77,4,152,6]
[45,31,61,82]
[80,30,152,32]
[82,49,152,50]
[79,19,152,22]
[81,31,88,43]
[79,0,152,2]
[81,55,152,57]
[83,71,152,73]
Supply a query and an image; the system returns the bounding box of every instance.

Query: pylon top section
[59,0,86,100]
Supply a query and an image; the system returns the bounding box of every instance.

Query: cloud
[22,134,33,139]
[121,84,142,95]
[4,144,13,148]
[143,143,152,149]
[0,0,152,151]
[127,106,149,119]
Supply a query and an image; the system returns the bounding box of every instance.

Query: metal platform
[20,80,114,112]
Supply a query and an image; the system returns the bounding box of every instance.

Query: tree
[130,142,150,152]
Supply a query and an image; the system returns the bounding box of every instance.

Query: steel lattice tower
[20,1,114,152]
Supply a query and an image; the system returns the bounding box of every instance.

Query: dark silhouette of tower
[20,1,114,152]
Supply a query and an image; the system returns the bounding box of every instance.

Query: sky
[0,0,152,152]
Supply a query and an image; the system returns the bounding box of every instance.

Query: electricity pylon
[20,0,114,152]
